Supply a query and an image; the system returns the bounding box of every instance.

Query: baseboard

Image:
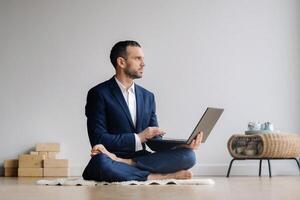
[69,160,299,177]
[2,161,299,177]
[69,166,85,177]
[191,160,300,176]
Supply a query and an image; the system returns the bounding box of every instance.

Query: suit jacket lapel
[109,77,135,130]
[135,85,144,133]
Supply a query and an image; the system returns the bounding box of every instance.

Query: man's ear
[116,57,126,69]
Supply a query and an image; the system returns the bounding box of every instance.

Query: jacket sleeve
[85,88,135,152]
[146,94,170,152]
[148,93,159,127]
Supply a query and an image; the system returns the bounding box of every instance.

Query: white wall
[0,0,299,176]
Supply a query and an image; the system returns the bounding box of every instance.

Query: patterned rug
[37,177,215,186]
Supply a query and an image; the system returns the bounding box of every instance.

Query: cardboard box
[18,168,43,177]
[30,151,57,159]
[47,152,57,159]
[43,159,68,168]
[38,151,48,157]
[4,159,18,168]
[18,154,44,168]
[4,168,18,177]
[30,151,38,155]
[36,143,60,152]
[43,168,68,177]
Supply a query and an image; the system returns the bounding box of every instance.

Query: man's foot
[91,144,118,160]
[91,144,135,166]
[147,170,193,180]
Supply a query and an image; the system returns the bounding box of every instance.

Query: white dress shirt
[114,77,144,151]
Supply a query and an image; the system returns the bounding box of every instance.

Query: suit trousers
[82,148,196,182]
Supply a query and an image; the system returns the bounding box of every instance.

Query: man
[82,40,202,182]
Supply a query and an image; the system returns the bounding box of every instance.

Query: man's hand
[138,127,165,143]
[182,132,203,150]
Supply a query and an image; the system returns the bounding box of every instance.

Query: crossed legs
[83,144,196,182]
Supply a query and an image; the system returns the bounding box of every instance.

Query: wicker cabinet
[226,133,300,177]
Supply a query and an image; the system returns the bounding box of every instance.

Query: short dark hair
[110,40,141,68]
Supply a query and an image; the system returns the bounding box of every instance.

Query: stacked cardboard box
[31,143,60,159]
[4,143,69,177]
[18,154,44,177]
[18,143,59,177]
[38,143,68,177]
[4,159,18,177]
[44,158,68,177]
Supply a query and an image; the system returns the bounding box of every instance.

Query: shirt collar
[114,76,135,94]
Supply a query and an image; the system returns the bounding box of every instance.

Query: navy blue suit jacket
[85,76,160,158]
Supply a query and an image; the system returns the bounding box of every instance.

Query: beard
[124,66,143,79]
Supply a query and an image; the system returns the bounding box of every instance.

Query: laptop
[147,107,224,146]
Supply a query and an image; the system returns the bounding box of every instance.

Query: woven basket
[227,133,300,158]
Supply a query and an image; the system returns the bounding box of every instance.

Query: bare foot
[91,144,118,160]
[91,144,135,166]
[173,170,193,179]
[147,170,193,180]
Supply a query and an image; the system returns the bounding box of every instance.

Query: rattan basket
[227,133,300,158]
